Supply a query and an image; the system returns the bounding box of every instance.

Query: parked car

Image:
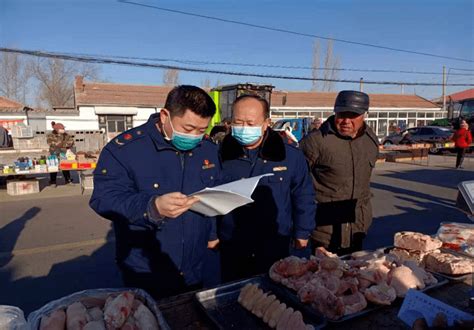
[381,126,454,154]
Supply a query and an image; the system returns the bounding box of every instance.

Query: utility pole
[359,78,364,92]
[400,84,405,95]
[442,66,446,111]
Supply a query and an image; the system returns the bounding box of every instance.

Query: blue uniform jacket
[89,114,221,286]
[218,128,316,243]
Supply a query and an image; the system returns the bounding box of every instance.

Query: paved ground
[0,155,473,315]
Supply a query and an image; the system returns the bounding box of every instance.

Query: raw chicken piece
[268,302,287,328]
[40,309,66,330]
[274,256,310,277]
[389,248,436,267]
[121,316,139,330]
[80,295,108,308]
[312,271,341,293]
[238,283,257,304]
[244,288,263,311]
[263,300,281,324]
[254,294,277,318]
[388,265,424,297]
[341,292,367,316]
[336,276,359,295]
[87,307,103,322]
[276,307,294,330]
[424,252,474,275]
[394,232,442,252]
[104,291,135,328]
[282,272,313,291]
[83,320,105,330]
[133,303,159,330]
[66,302,88,330]
[403,261,438,286]
[364,283,397,305]
[357,268,385,285]
[310,285,345,320]
[251,292,269,314]
[287,311,307,330]
[297,282,319,303]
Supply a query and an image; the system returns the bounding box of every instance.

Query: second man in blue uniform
[218,95,316,282]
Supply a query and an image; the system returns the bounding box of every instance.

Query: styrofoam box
[7,179,40,196]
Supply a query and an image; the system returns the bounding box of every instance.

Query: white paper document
[189,173,273,216]
[398,289,474,328]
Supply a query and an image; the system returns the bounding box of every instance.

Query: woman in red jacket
[452,119,472,169]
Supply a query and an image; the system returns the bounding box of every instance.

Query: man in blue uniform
[218,95,316,282]
[90,85,220,298]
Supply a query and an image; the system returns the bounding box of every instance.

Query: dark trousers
[50,171,71,184]
[220,235,291,283]
[456,147,466,168]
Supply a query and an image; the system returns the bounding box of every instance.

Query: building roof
[271,91,440,109]
[0,96,26,113]
[74,76,172,107]
[73,76,440,110]
[433,88,474,104]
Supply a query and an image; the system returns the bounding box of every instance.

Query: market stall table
[156,276,473,329]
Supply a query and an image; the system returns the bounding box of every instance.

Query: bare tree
[29,58,99,108]
[311,39,341,92]
[0,52,31,104]
[163,69,180,86]
[311,41,321,91]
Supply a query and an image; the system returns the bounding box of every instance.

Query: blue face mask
[231,125,262,146]
[165,117,204,151]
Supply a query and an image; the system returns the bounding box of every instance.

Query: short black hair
[232,94,270,119]
[164,85,216,118]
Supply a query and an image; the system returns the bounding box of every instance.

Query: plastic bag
[27,288,169,330]
[65,149,76,161]
[0,305,27,330]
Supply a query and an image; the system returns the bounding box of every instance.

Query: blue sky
[1,0,473,99]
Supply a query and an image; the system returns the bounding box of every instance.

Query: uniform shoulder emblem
[113,128,146,147]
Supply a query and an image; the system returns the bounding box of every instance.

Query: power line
[53,50,474,76]
[2,47,473,87]
[450,67,474,72]
[118,0,474,63]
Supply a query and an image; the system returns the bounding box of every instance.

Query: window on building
[389,112,398,118]
[435,112,443,118]
[378,112,388,118]
[367,120,377,134]
[378,119,388,136]
[408,119,416,128]
[417,120,425,127]
[368,112,378,118]
[417,112,426,118]
[426,113,434,118]
[323,112,332,118]
[408,112,417,118]
[398,112,407,118]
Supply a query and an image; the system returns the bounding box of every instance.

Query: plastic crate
[7,179,40,196]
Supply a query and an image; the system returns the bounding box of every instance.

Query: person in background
[301,91,379,255]
[209,117,232,144]
[452,119,472,169]
[90,85,221,298]
[218,94,316,282]
[0,125,10,148]
[311,117,323,131]
[47,122,74,186]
